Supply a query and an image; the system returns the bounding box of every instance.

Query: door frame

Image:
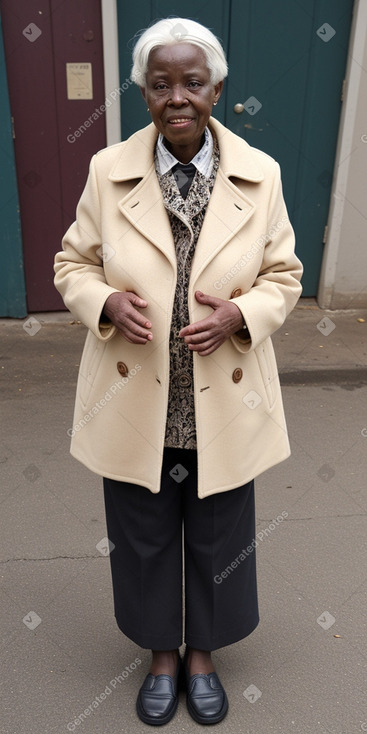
[101,0,120,146]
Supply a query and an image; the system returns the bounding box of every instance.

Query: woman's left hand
[179,291,244,356]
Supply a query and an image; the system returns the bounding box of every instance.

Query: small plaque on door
[66,63,93,99]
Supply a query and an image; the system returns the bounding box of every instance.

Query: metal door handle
[233,103,244,113]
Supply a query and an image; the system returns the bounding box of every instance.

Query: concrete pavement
[1,300,367,734]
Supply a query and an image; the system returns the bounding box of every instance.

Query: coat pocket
[78,332,106,408]
[255,338,278,409]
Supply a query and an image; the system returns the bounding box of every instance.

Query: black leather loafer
[183,652,229,724]
[136,658,183,726]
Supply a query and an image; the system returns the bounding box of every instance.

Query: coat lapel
[189,117,265,283]
[190,168,257,284]
[108,123,176,268]
[117,166,177,270]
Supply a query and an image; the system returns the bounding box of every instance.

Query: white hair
[131,17,228,86]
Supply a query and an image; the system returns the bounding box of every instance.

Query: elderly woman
[54,17,302,727]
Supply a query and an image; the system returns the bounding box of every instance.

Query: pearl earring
[213,102,217,106]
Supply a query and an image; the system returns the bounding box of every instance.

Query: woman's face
[141,43,223,163]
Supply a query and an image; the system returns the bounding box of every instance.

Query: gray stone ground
[1,299,367,734]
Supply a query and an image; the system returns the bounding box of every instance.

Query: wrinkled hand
[179,291,244,356]
[103,292,153,344]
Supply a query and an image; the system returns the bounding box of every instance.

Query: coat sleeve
[54,154,119,341]
[229,160,303,353]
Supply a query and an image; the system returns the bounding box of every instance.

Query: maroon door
[0,0,106,310]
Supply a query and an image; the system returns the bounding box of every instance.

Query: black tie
[171,162,196,199]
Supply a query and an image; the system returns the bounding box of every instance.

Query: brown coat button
[117,361,128,377]
[232,368,243,383]
[230,287,242,299]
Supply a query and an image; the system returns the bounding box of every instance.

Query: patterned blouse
[154,139,220,450]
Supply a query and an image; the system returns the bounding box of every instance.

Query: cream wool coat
[54,117,303,498]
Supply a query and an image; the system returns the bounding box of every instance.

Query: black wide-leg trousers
[103,447,259,651]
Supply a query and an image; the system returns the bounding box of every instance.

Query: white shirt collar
[156,126,214,178]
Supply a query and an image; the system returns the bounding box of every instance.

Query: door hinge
[341,78,346,102]
[11,116,15,139]
[323,225,328,244]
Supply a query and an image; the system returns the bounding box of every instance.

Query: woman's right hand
[102,292,153,344]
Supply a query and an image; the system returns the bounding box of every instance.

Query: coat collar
[109,118,264,279]
[108,117,265,183]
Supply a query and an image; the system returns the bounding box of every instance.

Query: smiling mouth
[167,118,194,125]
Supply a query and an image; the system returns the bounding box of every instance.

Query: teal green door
[117,0,353,295]
[0,12,26,317]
